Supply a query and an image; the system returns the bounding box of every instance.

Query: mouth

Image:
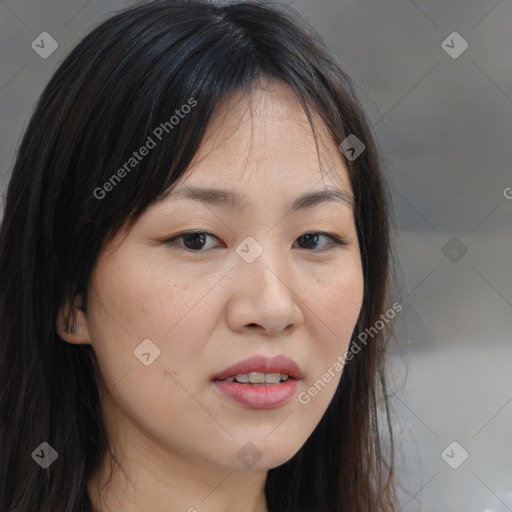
[216,372,294,385]
[211,355,303,409]
[211,354,304,382]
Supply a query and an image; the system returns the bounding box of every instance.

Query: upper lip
[212,355,304,381]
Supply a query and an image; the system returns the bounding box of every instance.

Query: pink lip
[212,379,300,409]
[211,355,304,381]
[211,355,303,410]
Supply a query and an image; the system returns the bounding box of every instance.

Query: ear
[56,294,91,345]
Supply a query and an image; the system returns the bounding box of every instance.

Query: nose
[225,244,304,337]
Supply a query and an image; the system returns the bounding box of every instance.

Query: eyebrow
[167,185,355,211]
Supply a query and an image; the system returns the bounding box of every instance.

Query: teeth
[222,372,290,384]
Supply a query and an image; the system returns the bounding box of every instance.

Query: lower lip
[212,379,300,409]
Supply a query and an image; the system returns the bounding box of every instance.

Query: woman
[0,1,399,510]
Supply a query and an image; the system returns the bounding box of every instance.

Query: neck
[87,438,269,512]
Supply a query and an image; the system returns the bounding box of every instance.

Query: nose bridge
[241,236,292,296]
[236,237,300,320]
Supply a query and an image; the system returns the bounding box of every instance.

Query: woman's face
[73,83,364,472]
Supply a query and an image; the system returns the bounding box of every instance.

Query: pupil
[301,233,318,248]
[185,233,205,250]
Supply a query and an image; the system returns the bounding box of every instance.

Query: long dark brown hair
[0,1,398,510]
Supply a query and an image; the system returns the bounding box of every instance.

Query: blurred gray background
[1,0,511,510]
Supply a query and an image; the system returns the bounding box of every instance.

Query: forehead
[179,81,351,194]
[104,84,356,251]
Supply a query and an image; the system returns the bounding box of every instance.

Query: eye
[163,230,347,252]
[165,231,220,251]
[294,232,347,251]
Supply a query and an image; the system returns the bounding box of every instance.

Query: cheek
[89,250,201,340]
[307,261,364,343]
[300,262,363,400]
[86,251,219,393]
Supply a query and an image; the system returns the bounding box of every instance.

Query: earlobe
[56,294,91,345]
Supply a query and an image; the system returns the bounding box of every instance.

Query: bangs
[52,2,355,249]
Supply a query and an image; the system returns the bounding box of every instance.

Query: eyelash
[163,230,348,253]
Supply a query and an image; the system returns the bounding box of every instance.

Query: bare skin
[57,80,364,512]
